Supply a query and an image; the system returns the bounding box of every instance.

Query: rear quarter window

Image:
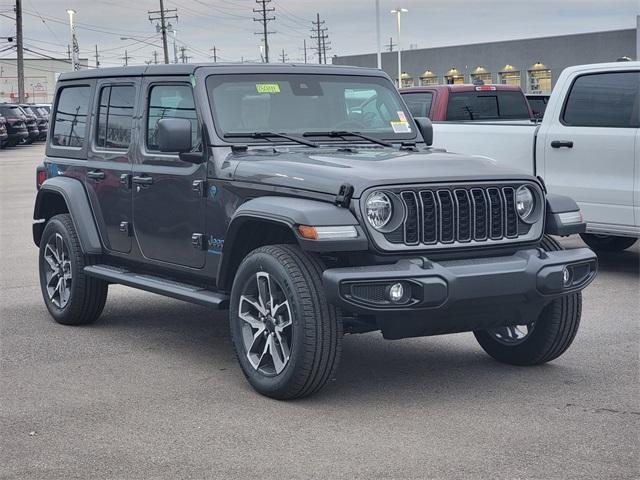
[562,71,640,128]
[51,85,92,148]
[446,91,530,121]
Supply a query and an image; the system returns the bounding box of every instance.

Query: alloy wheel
[486,323,536,346]
[43,233,72,308]
[238,271,293,376]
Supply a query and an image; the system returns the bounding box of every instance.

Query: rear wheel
[474,235,582,365]
[580,233,637,252]
[229,244,342,399]
[38,214,108,325]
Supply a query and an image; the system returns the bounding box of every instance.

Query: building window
[528,62,551,93]
[419,70,438,86]
[445,68,464,85]
[400,72,414,88]
[470,66,492,84]
[499,65,521,86]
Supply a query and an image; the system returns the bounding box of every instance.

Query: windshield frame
[205,72,417,146]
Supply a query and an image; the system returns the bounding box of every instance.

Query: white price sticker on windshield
[390,121,411,133]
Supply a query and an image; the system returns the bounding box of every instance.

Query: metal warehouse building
[332,28,637,93]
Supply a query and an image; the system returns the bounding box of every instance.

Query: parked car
[400,84,533,122]
[0,104,29,147]
[20,104,48,140]
[34,64,596,399]
[2,104,39,144]
[527,94,550,119]
[0,115,8,148]
[427,62,640,252]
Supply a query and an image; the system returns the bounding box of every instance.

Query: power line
[253,0,274,63]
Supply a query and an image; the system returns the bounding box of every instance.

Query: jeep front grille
[367,183,542,251]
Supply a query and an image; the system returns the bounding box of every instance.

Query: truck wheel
[229,244,342,399]
[473,235,582,366]
[38,214,108,325]
[580,233,637,252]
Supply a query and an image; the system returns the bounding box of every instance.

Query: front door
[85,81,137,254]
[132,79,206,268]
[539,70,639,229]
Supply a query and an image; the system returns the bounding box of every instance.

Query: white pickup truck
[424,62,640,253]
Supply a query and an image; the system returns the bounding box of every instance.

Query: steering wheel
[333,119,367,130]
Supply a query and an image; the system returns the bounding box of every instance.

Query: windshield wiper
[302,130,393,148]
[224,132,319,148]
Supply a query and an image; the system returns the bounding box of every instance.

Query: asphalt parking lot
[1,144,638,480]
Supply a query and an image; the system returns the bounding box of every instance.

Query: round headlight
[516,186,535,221]
[365,191,393,230]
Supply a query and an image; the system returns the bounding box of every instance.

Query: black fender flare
[216,196,368,288]
[544,193,586,237]
[33,177,102,254]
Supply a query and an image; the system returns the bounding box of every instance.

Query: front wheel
[474,235,582,365]
[229,244,342,399]
[580,233,637,252]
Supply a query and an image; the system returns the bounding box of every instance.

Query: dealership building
[332,28,637,93]
[0,57,89,104]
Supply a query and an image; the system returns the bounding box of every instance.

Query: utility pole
[210,46,218,63]
[94,45,100,68]
[67,44,71,60]
[15,0,24,102]
[152,50,158,64]
[375,0,381,69]
[386,37,396,52]
[148,0,178,64]
[253,0,274,63]
[179,46,190,63]
[311,13,329,64]
[302,39,307,63]
[121,50,131,66]
[280,48,288,63]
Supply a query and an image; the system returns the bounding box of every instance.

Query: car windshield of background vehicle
[446,91,531,121]
[0,106,24,119]
[206,74,416,142]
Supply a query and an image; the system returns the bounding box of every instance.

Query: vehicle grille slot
[502,187,518,238]
[437,190,455,243]
[487,187,504,239]
[454,189,472,242]
[420,190,438,244]
[401,191,420,245]
[470,188,488,241]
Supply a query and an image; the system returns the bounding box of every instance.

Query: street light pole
[375,0,381,69]
[67,9,79,71]
[391,8,407,87]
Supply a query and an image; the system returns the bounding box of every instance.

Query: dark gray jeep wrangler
[34,64,597,399]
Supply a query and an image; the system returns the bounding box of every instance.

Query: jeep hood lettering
[231,148,533,198]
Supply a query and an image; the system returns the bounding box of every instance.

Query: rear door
[539,70,639,228]
[84,79,138,254]
[132,78,206,268]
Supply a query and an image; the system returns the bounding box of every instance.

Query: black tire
[229,244,342,399]
[38,214,108,325]
[580,233,637,252]
[474,235,582,366]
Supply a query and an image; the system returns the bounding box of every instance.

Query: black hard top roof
[57,63,387,82]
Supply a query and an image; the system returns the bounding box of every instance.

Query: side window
[51,85,91,147]
[403,93,433,118]
[96,85,135,149]
[563,72,640,128]
[146,84,201,152]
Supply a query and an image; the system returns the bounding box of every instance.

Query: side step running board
[84,264,229,309]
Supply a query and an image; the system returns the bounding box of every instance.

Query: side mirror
[414,117,433,146]
[157,118,192,153]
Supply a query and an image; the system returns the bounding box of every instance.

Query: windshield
[0,106,24,119]
[206,74,416,143]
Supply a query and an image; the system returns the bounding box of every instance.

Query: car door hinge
[335,183,354,208]
[191,233,206,250]
[119,221,132,236]
[120,173,132,190]
[192,180,206,197]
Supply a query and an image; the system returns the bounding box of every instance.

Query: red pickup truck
[400,84,533,122]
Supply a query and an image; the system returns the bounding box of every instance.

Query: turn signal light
[297,225,358,240]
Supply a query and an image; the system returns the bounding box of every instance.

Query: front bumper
[323,247,597,338]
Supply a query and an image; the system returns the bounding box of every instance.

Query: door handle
[550,140,573,149]
[87,170,105,180]
[132,175,154,186]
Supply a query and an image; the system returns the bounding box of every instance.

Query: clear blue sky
[0,0,637,66]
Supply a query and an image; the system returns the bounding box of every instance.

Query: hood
[231,147,534,198]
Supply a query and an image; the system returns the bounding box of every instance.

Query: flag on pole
[71,25,80,70]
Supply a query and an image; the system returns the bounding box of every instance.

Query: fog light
[562,267,572,287]
[388,283,404,303]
